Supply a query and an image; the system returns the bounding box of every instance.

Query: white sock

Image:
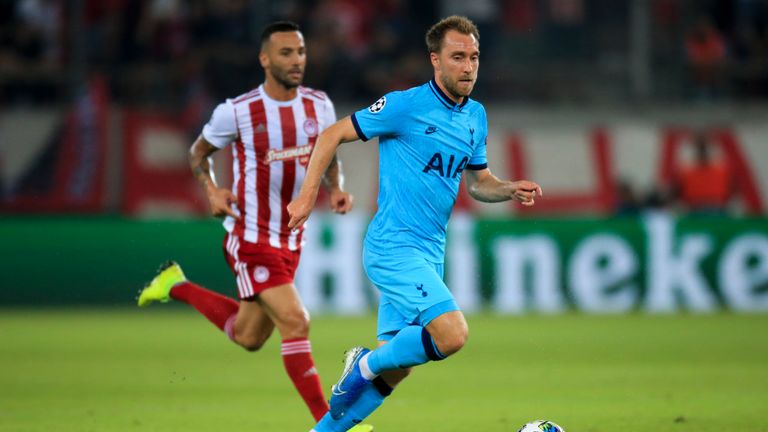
[358,352,378,380]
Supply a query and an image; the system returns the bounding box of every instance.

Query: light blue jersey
[351,79,488,264]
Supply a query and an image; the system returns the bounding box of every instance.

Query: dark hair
[425,15,479,53]
[260,21,301,48]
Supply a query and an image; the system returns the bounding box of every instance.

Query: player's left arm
[464,168,543,206]
[464,110,541,205]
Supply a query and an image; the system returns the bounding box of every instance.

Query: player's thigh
[257,283,310,334]
[376,300,411,341]
[365,250,456,327]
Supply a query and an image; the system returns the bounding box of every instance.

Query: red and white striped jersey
[201,85,336,251]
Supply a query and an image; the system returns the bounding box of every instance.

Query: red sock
[281,338,330,422]
[170,282,239,333]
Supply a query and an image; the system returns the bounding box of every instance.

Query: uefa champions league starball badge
[368,96,386,113]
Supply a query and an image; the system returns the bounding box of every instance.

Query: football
[517,420,565,432]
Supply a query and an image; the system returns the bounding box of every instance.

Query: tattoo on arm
[192,162,212,187]
[190,137,218,191]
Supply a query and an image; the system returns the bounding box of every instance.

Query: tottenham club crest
[303,118,318,137]
[368,96,387,113]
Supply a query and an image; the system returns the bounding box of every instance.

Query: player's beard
[271,66,303,90]
[442,74,475,100]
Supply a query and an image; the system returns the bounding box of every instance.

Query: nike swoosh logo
[331,385,347,396]
[425,126,438,134]
[335,349,361,393]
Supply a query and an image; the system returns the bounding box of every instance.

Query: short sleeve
[467,109,488,170]
[202,100,237,149]
[319,97,337,133]
[350,92,405,142]
[467,139,488,170]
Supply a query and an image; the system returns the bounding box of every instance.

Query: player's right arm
[189,136,238,219]
[288,92,403,228]
[190,100,239,219]
[287,117,360,229]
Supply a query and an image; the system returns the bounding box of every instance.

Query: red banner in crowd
[1,76,110,213]
[121,112,220,217]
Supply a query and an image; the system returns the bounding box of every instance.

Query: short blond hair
[425,15,479,53]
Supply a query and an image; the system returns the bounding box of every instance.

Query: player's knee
[439,336,467,356]
[435,325,469,356]
[237,332,269,352]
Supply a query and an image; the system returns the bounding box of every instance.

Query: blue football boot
[329,346,371,419]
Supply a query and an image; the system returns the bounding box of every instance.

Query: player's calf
[379,367,412,388]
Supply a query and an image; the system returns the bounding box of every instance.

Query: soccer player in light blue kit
[288,16,542,432]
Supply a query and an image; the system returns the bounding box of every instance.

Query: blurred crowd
[1,0,767,108]
[614,132,742,216]
[680,1,768,101]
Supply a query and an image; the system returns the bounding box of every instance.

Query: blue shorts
[363,245,460,341]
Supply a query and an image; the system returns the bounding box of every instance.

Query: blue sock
[312,378,393,432]
[366,326,446,375]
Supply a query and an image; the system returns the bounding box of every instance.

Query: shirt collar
[428,78,470,110]
[258,84,300,107]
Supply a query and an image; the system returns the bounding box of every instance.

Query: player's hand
[207,187,239,219]
[287,192,317,229]
[328,188,354,214]
[510,180,543,206]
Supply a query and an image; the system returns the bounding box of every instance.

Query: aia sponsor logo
[422,152,469,178]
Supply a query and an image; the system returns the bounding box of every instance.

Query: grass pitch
[1,309,766,431]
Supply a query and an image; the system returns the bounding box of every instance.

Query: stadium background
[1,1,767,431]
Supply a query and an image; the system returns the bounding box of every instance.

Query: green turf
[1,309,766,431]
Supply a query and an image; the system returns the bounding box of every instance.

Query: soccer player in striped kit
[137,21,370,431]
